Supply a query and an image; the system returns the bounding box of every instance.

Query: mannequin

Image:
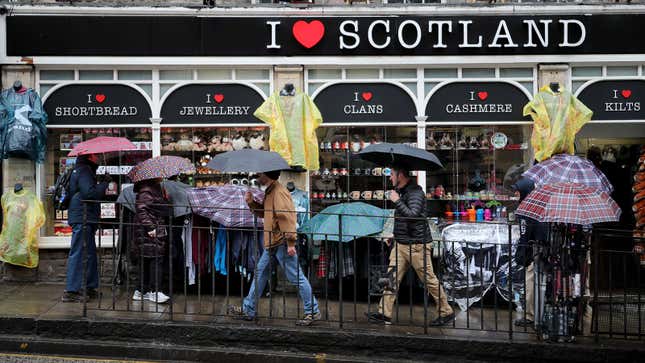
[280,83,296,96]
[549,82,560,93]
[14,183,23,193]
[13,80,27,94]
[286,181,296,192]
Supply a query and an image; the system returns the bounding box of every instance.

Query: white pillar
[150,118,162,157]
[415,115,428,193]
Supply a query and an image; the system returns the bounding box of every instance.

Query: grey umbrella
[206,149,289,173]
[116,180,192,217]
[358,142,443,171]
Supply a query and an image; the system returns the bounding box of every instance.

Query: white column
[150,118,162,157]
[415,115,428,193]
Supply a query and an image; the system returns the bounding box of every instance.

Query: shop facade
[0,4,644,275]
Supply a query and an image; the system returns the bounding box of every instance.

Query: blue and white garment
[290,188,309,231]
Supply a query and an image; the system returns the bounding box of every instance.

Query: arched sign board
[314,83,417,123]
[161,84,265,124]
[576,80,645,121]
[44,84,152,126]
[426,82,531,123]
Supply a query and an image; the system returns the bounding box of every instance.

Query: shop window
[160,127,269,188]
[424,82,439,95]
[345,69,379,79]
[383,68,417,79]
[160,70,193,81]
[43,128,153,238]
[424,68,458,79]
[606,66,639,76]
[520,81,534,94]
[462,68,496,78]
[402,82,417,96]
[572,81,587,93]
[197,69,233,80]
[500,68,533,78]
[310,126,417,212]
[572,67,602,78]
[118,70,152,80]
[425,125,531,218]
[254,83,271,97]
[235,69,270,80]
[308,69,342,80]
[39,84,55,98]
[78,70,114,80]
[160,84,176,98]
[308,83,322,97]
[137,84,152,98]
[40,70,75,81]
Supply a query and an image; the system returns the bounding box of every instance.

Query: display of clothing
[253,91,322,170]
[523,85,592,162]
[0,87,48,163]
[214,227,227,276]
[0,189,46,268]
[290,188,310,230]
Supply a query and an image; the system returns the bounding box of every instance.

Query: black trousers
[140,257,164,293]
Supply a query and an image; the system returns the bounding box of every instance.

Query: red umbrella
[516,182,621,225]
[68,136,137,156]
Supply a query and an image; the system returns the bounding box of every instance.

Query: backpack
[53,167,75,211]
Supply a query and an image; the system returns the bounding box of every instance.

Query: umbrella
[186,185,265,227]
[522,153,613,193]
[68,136,137,156]
[515,182,621,225]
[358,142,442,171]
[207,149,289,173]
[299,202,387,242]
[117,181,192,217]
[127,155,195,183]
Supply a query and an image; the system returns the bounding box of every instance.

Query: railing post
[593,231,600,343]
[508,222,513,341]
[81,202,88,318]
[338,213,343,329]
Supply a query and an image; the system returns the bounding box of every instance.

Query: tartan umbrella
[68,136,137,156]
[127,155,196,183]
[522,153,613,193]
[516,182,621,225]
[299,202,387,242]
[186,185,265,227]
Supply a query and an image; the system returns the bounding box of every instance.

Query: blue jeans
[243,245,319,318]
[65,223,98,292]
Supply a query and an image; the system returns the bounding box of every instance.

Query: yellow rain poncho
[0,189,45,268]
[254,91,322,170]
[523,85,593,162]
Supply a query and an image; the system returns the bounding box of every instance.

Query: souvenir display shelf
[160,127,269,187]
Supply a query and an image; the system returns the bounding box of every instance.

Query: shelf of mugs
[311,190,390,201]
[311,167,392,178]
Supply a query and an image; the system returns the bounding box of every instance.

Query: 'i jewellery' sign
[577,80,645,121]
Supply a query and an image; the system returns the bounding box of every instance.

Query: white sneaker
[132,290,143,301]
[144,291,170,304]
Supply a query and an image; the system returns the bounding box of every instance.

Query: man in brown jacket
[229,170,320,325]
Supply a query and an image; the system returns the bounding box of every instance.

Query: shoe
[429,313,455,327]
[132,290,143,301]
[61,291,87,303]
[296,312,322,326]
[365,312,391,325]
[144,291,170,304]
[227,305,255,321]
[514,318,534,327]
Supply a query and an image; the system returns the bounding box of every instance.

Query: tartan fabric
[317,245,328,278]
[522,153,613,193]
[516,182,621,225]
[186,185,264,228]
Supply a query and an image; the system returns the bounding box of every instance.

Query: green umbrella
[300,202,387,243]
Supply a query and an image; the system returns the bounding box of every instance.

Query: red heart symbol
[362,92,373,102]
[477,91,488,101]
[292,20,325,49]
[95,94,106,103]
[621,89,632,99]
[214,94,224,103]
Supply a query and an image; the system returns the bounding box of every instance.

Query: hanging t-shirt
[523,85,592,162]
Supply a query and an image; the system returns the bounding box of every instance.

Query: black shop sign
[576,80,645,121]
[426,82,530,122]
[160,84,265,124]
[44,84,152,126]
[7,14,645,56]
[314,83,417,123]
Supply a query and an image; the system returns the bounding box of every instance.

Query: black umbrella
[358,142,443,171]
[116,180,191,217]
[207,149,289,173]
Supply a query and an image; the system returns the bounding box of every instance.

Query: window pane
[40,70,74,80]
[424,68,457,79]
[346,69,379,79]
[197,69,232,80]
[160,70,192,80]
[383,69,417,79]
[309,69,341,80]
[572,67,602,77]
[160,84,175,98]
[500,68,533,78]
[403,82,417,96]
[253,83,270,97]
[236,69,270,80]
[118,70,152,80]
[572,81,587,93]
[79,70,113,80]
[424,82,439,96]
[308,83,321,96]
[39,84,55,98]
[137,84,152,98]
[606,66,638,76]
[520,82,533,94]
[462,68,495,78]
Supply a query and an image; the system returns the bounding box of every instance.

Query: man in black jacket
[367,166,454,326]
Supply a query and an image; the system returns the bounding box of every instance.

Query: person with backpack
[61,154,109,302]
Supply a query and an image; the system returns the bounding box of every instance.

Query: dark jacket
[393,182,428,244]
[67,157,108,225]
[513,177,549,267]
[132,182,171,258]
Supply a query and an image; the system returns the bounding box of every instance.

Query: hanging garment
[0,189,46,268]
[290,188,310,230]
[253,91,322,170]
[183,217,196,285]
[213,227,227,276]
[523,85,592,162]
[0,88,48,163]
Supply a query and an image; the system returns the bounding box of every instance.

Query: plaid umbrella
[516,182,621,225]
[68,136,137,156]
[186,185,264,227]
[127,156,195,182]
[522,153,613,193]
